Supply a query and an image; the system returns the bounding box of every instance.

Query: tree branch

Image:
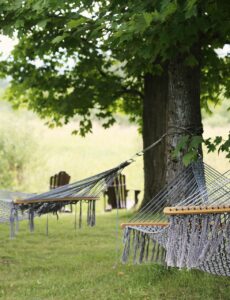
[117,87,144,99]
[95,65,144,99]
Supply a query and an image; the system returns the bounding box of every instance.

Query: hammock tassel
[166,213,229,270]
[150,240,156,262]
[79,201,82,229]
[121,161,230,276]
[86,200,96,227]
[28,206,34,233]
[92,201,96,226]
[74,202,77,231]
[133,230,139,263]
[225,221,230,254]
[122,227,166,265]
[15,206,19,234]
[9,207,15,239]
[122,227,131,263]
[46,213,49,236]
[87,200,90,226]
[139,232,146,263]
[145,234,150,262]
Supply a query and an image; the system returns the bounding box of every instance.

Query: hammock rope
[0,160,132,237]
[0,128,196,224]
[0,129,184,236]
[121,161,230,276]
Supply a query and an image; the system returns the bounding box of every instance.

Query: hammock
[0,161,131,237]
[0,130,197,237]
[121,160,230,276]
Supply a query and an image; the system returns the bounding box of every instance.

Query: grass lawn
[0,211,230,300]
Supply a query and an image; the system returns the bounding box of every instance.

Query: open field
[0,212,230,300]
[0,99,229,198]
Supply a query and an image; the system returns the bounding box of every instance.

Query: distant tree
[0,113,38,191]
[0,1,229,204]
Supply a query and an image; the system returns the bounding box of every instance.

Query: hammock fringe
[121,161,230,277]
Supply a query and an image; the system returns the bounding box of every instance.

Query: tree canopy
[0,0,229,158]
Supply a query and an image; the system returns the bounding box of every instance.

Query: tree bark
[165,54,203,204]
[142,69,169,207]
[142,51,203,206]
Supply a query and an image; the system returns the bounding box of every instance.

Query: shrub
[0,103,41,192]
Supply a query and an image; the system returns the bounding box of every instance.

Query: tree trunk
[165,54,203,204]
[142,70,169,207]
[142,51,203,206]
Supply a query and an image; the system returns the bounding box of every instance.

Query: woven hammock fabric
[0,191,33,223]
[18,160,130,212]
[166,213,230,276]
[122,160,230,276]
[0,161,131,237]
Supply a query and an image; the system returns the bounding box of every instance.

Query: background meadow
[0,93,229,196]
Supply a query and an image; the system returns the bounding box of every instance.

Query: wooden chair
[50,171,71,212]
[50,171,71,190]
[103,174,140,211]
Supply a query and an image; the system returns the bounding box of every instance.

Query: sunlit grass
[0,212,229,300]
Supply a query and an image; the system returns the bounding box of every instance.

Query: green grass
[0,212,230,300]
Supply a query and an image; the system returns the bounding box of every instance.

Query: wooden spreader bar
[164,206,230,216]
[14,196,99,205]
[121,222,168,229]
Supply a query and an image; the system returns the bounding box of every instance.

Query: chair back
[106,174,128,209]
[50,171,71,189]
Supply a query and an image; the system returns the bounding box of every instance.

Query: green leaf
[133,14,150,33]
[67,18,87,29]
[71,130,78,135]
[37,19,50,29]
[143,13,154,26]
[15,19,25,28]
[188,135,203,150]
[172,135,190,157]
[51,35,67,44]
[183,151,196,166]
[161,1,177,21]
[185,0,198,19]
[214,136,222,145]
[184,55,198,67]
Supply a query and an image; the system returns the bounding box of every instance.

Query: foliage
[173,133,230,165]
[172,135,202,166]
[205,134,230,159]
[0,105,40,191]
[0,212,230,300]
[0,0,229,162]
